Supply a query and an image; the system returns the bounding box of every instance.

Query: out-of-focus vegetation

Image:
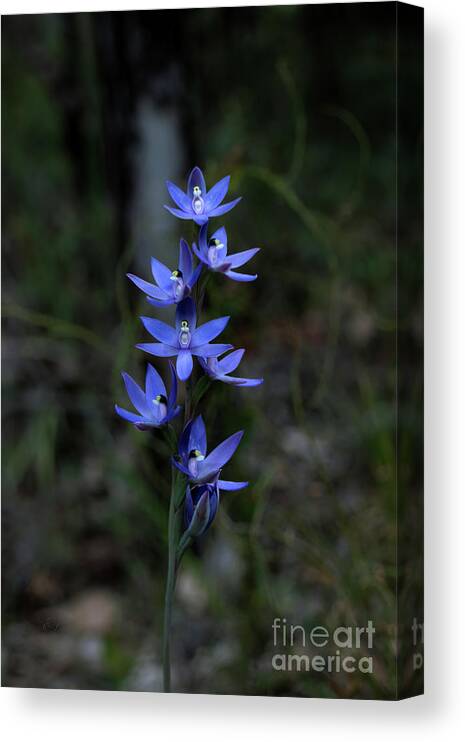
[2,5,422,697]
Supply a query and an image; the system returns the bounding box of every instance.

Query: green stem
[196,271,210,318]
[163,368,194,691]
[162,467,183,692]
[184,375,192,423]
[162,235,203,691]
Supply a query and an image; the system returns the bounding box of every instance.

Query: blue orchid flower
[173,415,247,489]
[193,224,259,282]
[115,362,181,430]
[199,348,263,387]
[136,297,232,382]
[164,166,241,226]
[127,239,202,307]
[183,476,220,538]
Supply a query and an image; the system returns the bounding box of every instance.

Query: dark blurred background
[2,3,423,698]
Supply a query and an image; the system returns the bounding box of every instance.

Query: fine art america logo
[271,617,376,675]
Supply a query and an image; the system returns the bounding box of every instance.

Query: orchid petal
[179,239,193,279]
[179,419,193,459]
[204,175,230,210]
[200,430,244,474]
[173,457,191,477]
[197,223,209,257]
[150,256,174,291]
[187,166,206,198]
[189,491,211,536]
[218,348,245,375]
[189,415,207,456]
[140,316,178,346]
[189,262,203,289]
[163,205,193,220]
[228,376,264,387]
[121,372,151,416]
[193,214,209,226]
[192,241,207,264]
[191,316,229,347]
[146,296,176,308]
[215,375,249,386]
[167,361,178,410]
[166,180,191,211]
[218,480,248,491]
[192,343,233,358]
[145,363,166,401]
[176,297,196,330]
[176,350,193,381]
[206,488,219,528]
[226,247,260,270]
[114,405,146,425]
[208,197,242,218]
[127,273,168,299]
[136,343,178,357]
[210,226,228,260]
[224,270,257,282]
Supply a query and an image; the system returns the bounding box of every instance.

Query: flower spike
[115,165,263,692]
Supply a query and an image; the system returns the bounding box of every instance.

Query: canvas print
[2,1,424,699]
